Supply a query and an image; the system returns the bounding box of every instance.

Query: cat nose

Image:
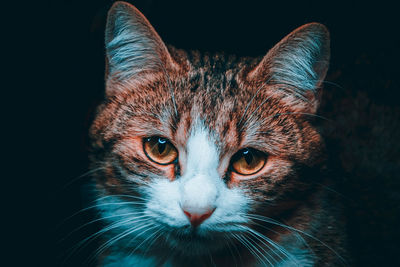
[182,208,215,227]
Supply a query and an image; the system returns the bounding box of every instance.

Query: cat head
[89,1,330,257]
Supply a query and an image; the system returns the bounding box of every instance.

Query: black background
[9,0,399,266]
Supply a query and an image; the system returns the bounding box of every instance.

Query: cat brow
[238,77,273,127]
[158,62,178,116]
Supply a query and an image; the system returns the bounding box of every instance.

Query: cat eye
[231,148,267,176]
[143,136,178,165]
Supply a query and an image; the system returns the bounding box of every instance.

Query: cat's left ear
[104,1,176,83]
[248,23,330,110]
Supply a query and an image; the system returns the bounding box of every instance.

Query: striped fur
[88,2,347,266]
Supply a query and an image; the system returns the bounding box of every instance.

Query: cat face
[89,1,330,259]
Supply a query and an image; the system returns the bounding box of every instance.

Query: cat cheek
[162,165,176,181]
[229,173,259,185]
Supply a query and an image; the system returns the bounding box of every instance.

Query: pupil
[158,139,166,154]
[243,149,253,165]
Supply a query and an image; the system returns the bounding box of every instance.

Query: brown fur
[89,2,348,266]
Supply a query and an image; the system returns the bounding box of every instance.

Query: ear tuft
[105,1,171,80]
[249,23,330,96]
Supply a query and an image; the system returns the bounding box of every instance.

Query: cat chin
[166,238,228,257]
[162,228,232,255]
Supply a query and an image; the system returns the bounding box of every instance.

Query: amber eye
[231,148,267,176]
[143,136,178,165]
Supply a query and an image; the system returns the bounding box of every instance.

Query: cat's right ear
[246,23,330,113]
[105,1,175,87]
[248,23,330,97]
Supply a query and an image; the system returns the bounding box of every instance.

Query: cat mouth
[169,225,217,239]
[165,233,230,255]
[159,224,243,253]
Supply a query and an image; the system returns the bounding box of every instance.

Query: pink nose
[183,208,215,227]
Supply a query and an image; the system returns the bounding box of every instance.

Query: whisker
[124,226,165,266]
[321,80,345,90]
[248,215,313,260]
[59,167,105,190]
[232,233,267,266]
[238,78,272,127]
[269,82,310,102]
[59,212,147,243]
[223,234,240,267]
[265,112,332,122]
[57,201,146,228]
[62,216,151,265]
[141,226,165,257]
[231,234,256,264]
[246,226,299,265]
[315,183,354,203]
[244,95,274,127]
[245,232,276,266]
[239,226,283,264]
[93,194,148,203]
[88,221,157,264]
[159,58,178,117]
[207,247,217,267]
[246,214,347,265]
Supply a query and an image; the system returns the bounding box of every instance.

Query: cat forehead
[171,52,258,116]
[109,59,276,145]
[102,51,297,152]
[118,55,252,115]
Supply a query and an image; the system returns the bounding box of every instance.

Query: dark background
[10,0,399,266]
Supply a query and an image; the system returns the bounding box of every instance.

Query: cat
[88,1,349,266]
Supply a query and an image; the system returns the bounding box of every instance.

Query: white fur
[145,122,250,235]
[180,124,220,214]
[95,122,313,266]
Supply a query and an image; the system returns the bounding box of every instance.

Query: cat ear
[249,23,330,97]
[105,1,174,81]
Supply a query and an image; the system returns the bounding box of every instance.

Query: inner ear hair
[249,23,330,99]
[104,1,175,82]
